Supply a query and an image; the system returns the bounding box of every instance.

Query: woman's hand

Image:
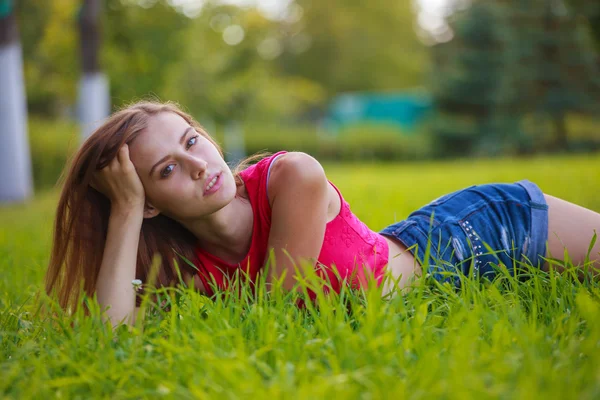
[92,144,146,213]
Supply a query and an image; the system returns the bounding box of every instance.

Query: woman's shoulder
[266,152,329,206]
[267,152,325,187]
[238,151,329,208]
[240,150,325,192]
[239,150,288,182]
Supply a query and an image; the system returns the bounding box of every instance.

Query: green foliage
[16,0,80,115]
[503,0,600,149]
[431,2,508,156]
[568,1,600,50]
[286,0,426,96]
[28,113,600,193]
[103,0,193,105]
[28,118,78,191]
[320,124,433,161]
[161,5,326,123]
[27,118,433,191]
[238,121,433,161]
[2,154,600,398]
[431,0,600,155]
[15,0,426,123]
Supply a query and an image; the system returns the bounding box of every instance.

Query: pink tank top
[194,152,389,296]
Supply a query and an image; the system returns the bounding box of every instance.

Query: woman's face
[128,112,237,220]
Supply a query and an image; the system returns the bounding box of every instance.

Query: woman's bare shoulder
[266,152,327,205]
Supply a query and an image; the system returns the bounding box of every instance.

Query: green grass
[2,154,600,399]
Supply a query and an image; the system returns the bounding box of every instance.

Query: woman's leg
[544,194,600,270]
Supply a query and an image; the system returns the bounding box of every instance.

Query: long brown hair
[45,100,260,310]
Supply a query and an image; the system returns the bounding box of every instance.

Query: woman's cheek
[148,182,174,205]
[169,178,190,200]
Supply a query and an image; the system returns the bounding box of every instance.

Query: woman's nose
[187,156,207,180]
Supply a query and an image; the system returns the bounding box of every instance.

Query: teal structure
[324,91,433,134]
[0,0,14,18]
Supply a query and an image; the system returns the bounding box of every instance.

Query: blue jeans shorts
[380,180,549,285]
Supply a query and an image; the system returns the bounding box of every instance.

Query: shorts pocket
[456,202,530,278]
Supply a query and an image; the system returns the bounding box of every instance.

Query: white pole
[78,0,109,141]
[78,72,110,139]
[0,10,33,203]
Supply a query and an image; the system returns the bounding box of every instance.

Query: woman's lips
[204,172,222,196]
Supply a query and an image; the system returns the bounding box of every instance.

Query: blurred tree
[503,0,600,149]
[568,1,600,52]
[103,0,192,107]
[162,4,325,124]
[78,0,110,139]
[16,0,79,115]
[15,0,426,124]
[430,1,507,156]
[16,0,191,114]
[431,0,600,154]
[161,4,326,161]
[286,0,427,98]
[0,0,33,202]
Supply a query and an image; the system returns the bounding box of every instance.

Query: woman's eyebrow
[148,126,194,177]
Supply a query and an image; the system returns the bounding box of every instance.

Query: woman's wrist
[110,203,145,221]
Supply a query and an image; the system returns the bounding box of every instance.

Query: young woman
[45,101,600,324]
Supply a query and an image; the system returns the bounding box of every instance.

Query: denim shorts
[380,180,549,285]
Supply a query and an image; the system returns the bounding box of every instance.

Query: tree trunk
[0,6,33,203]
[78,0,109,140]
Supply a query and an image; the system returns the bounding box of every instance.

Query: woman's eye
[161,164,175,178]
[186,135,198,150]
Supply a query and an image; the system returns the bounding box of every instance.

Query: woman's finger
[117,144,130,166]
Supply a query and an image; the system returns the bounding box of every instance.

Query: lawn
[1,153,600,399]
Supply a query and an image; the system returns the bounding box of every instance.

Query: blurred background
[1,0,600,202]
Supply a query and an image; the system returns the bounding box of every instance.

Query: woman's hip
[380,180,549,285]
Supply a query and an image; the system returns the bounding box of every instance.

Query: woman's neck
[178,192,254,265]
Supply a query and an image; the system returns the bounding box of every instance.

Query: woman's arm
[266,152,330,290]
[93,145,146,325]
[96,206,143,325]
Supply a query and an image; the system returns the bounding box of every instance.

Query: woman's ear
[143,202,161,219]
